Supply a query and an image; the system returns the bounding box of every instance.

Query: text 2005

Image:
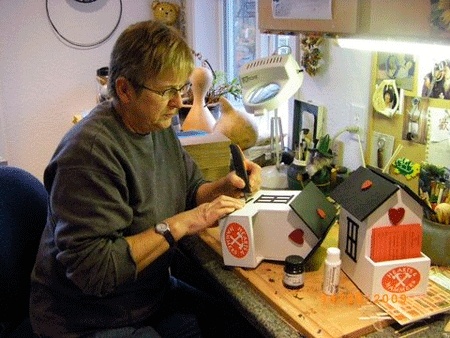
[373,293,407,304]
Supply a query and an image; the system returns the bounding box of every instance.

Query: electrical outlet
[349,103,367,142]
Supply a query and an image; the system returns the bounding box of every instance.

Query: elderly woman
[30,20,261,338]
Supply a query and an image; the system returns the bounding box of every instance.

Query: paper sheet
[375,267,450,325]
[272,0,332,20]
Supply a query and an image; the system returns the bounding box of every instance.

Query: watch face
[156,223,169,233]
[155,222,175,247]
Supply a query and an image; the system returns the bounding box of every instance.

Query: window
[345,217,359,262]
[223,0,257,81]
[254,193,294,204]
[223,0,298,147]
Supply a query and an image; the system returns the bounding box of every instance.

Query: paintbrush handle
[230,144,251,193]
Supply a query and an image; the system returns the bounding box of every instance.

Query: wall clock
[46,0,122,48]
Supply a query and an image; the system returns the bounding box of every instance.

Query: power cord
[332,125,360,142]
[331,126,361,167]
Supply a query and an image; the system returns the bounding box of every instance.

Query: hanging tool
[377,136,385,168]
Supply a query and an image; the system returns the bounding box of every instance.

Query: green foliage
[205,71,242,104]
[421,162,448,179]
[186,50,242,105]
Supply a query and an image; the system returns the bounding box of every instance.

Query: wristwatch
[155,222,176,248]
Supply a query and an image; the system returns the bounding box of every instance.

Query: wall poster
[427,104,450,168]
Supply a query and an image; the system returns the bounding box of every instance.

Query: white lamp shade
[239,54,303,115]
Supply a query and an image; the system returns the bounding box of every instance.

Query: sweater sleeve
[181,146,208,210]
[48,164,137,297]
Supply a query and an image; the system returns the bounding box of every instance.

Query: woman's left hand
[227,159,261,199]
[195,159,262,204]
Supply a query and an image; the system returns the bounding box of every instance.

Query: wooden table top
[199,223,393,338]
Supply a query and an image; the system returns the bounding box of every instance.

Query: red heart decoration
[389,207,405,225]
[289,229,304,245]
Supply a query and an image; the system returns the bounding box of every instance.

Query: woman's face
[127,70,188,133]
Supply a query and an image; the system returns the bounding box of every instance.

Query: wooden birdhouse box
[219,182,336,268]
[329,166,432,300]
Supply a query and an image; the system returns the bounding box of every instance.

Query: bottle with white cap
[322,247,341,295]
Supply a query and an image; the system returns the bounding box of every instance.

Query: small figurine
[152,1,180,27]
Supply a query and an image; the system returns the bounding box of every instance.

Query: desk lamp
[239,53,303,188]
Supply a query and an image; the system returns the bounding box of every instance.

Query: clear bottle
[322,247,341,295]
[283,255,304,289]
[287,158,309,190]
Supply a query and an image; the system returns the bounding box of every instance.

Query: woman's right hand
[172,195,245,237]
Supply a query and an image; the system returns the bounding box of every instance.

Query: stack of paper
[179,131,231,181]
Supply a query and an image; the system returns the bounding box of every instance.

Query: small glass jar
[96,66,110,103]
[283,255,304,289]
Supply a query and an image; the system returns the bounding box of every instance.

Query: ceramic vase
[422,217,450,266]
[213,96,258,150]
[182,67,216,133]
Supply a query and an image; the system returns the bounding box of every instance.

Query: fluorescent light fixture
[336,36,450,56]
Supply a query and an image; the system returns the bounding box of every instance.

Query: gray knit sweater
[30,101,206,337]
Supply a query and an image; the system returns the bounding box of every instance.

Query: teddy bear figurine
[152,1,180,26]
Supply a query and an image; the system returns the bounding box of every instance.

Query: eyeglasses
[140,82,191,100]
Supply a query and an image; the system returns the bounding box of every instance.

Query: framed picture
[291,100,324,151]
[420,59,450,100]
[375,52,416,92]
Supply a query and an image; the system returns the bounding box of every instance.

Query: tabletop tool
[229,143,251,200]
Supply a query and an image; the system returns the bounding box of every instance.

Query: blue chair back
[0,167,47,337]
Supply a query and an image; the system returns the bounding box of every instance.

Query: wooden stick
[382,144,403,173]
[357,133,366,168]
[399,325,429,337]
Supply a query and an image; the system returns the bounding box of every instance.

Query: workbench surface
[179,223,449,337]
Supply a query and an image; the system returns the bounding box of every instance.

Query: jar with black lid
[283,255,304,289]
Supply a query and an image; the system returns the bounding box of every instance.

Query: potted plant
[419,162,450,266]
[180,52,242,121]
[194,70,242,105]
[179,51,258,150]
